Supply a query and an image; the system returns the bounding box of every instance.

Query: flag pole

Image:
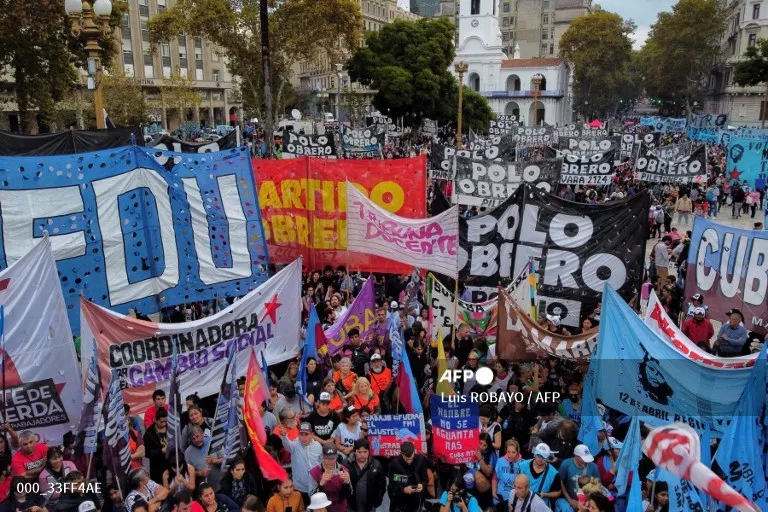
[84,411,102,481]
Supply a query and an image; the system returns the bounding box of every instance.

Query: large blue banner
[640,117,687,133]
[0,145,269,333]
[593,286,752,436]
[727,136,768,186]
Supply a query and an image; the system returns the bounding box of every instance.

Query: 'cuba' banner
[80,258,302,414]
[324,277,376,357]
[460,185,649,326]
[0,145,269,333]
[281,130,336,159]
[593,286,752,436]
[367,414,426,457]
[342,125,383,153]
[684,216,768,334]
[726,136,768,187]
[635,143,707,183]
[559,150,616,185]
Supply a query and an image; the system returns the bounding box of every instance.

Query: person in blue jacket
[714,309,749,357]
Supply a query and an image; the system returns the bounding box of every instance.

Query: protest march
[0,109,766,512]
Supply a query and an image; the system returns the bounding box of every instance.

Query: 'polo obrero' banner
[346,184,459,278]
[0,145,269,334]
[513,126,555,146]
[460,185,649,326]
[281,130,336,159]
[592,286,753,436]
[80,258,302,414]
[496,288,597,361]
[635,143,707,183]
[342,125,384,153]
[558,150,616,185]
[489,117,518,136]
[253,156,426,273]
[556,136,617,157]
[684,216,768,334]
[620,132,659,159]
[150,129,239,154]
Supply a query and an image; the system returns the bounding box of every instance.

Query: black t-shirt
[308,411,339,440]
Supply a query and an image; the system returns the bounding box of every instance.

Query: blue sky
[590,0,678,49]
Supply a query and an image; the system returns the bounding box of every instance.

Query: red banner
[253,156,426,273]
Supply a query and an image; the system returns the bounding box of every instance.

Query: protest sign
[652,141,693,161]
[367,414,427,457]
[346,185,459,277]
[558,150,616,185]
[727,136,768,186]
[324,277,376,356]
[512,126,555,146]
[253,156,426,273]
[427,274,499,345]
[322,122,347,135]
[0,236,82,444]
[460,185,649,325]
[620,132,659,159]
[688,113,728,130]
[0,127,143,156]
[342,125,384,153]
[653,118,687,133]
[592,286,752,436]
[430,395,479,464]
[367,114,397,133]
[635,143,707,183]
[0,145,269,333]
[557,136,616,157]
[281,130,336,158]
[489,117,518,135]
[80,259,302,414]
[422,118,437,135]
[150,129,238,154]
[684,216,768,334]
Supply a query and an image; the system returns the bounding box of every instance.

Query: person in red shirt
[144,390,169,428]
[11,431,48,479]
[681,307,715,351]
[173,490,205,512]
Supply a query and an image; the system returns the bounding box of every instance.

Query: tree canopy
[639,0,724,113]
[346,17,493,130]
[559,11,635,119]
[734,38,768,87]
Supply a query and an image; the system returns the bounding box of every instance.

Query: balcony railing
[481,89,564,98]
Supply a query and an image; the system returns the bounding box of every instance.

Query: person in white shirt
[508,474,552,512]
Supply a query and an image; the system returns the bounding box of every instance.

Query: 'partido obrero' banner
[684,216,768,334]
[460,185,649,327]
[253,156,426,273]
[80,259,302,414]
[367,414,426,458]
[635,143,707,184]
[0,236,82,443]
[346,185,459,278]
[430,396,479,464]
[0,145,269,333]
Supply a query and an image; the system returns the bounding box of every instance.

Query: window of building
[503,3,510,13]
[212,51,220,62]
[121,13,130,38]
[511,17,515,25]
[157,0,166,13]
[195,46,203,61]
[749,33,758,46]
[543,14,549,24]
[735,13,740,30]
[543,0,550,9]
[122,40,133,64]
[502,32,509,41]
[503,17,509,27]
[195,68,202,80]
[141,17,149,42]
[550,44,554,55]
[471,0,480,15]
[213,70,220,82]
[754,3,760,19]
[541,44,547,56]
[139,0,148,17]
[542,28,548,40]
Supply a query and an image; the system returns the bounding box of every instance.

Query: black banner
[0,127,143,156]
[634,143,707,183]
[513,126,555,146]
[342,125,384,153]
[556,126,609,139]
[282,129,336,158]
[0,379,69,429]
[149,129,238,153]
[468,135,516,160]
[620,132,659,159]
[557,136,618,157]
[366,115,397,133]
[489,117,519,135]
[559,150,616,185]
[459,185,650,327]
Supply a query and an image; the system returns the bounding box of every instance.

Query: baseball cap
[319,392,331,402]
[79,502,97,512]
[546,314,561,327]
[400,441,415,457]
[370,353,382,361]
[390,300,399,309]
[691,293,703,301]
[693,307,706,316]
[322,443,338,458]
[343,404,358,417]
[532,443,556,461]
[600,421,614,434]
[574,444,594,463]
[607,437,624,449]
[299,422,313,433]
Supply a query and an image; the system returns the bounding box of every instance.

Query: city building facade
[454,0,572,125]
[705,0,768,125]
[290,0,420,121]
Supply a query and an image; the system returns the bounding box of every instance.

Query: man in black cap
[387,441,429,512]
[685,293,709,319]
[308,392,340,443]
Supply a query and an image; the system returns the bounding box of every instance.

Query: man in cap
[685,293,709,319]
[508,474,552,512]
[367,353,392,399]
[309,444,352,512]
[280,422,323,503]
[682,306,715,351]
[517,443,563,510]
[714,308,749,357]
[276,381,308,417]
[308,392,340,443]
[387,441,429,512]
[558,444,599,511]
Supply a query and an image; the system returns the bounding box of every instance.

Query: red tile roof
[501,58,564,68]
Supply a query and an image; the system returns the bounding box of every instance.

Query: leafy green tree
[347,17,493,130]
[96,74,149,127]
[559,11,635,119]
[734,38,768,128]
[161,72,203,123]
[640,0,724,115]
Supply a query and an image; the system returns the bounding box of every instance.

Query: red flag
[243,349,288,482]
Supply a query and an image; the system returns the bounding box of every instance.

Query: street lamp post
[336,63,343,123]
[455,61,468,149]
[65,0,113,130]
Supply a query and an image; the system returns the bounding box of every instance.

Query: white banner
[0,236,82,443]
[346,184,459,278]
[81,259,302,414]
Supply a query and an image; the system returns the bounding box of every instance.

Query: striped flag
[220,349,242,471]
[210,347,237,456]
[165,341,181,459]
[76,337,103,457]
[102,370,131,491]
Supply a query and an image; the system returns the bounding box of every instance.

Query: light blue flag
[578,358,603,456]
[626,470,643,511]
[713,342,768,510]
[297,303,320,406]
[655,468,705,512]
[615,416,642,496]
[389,312,403,378]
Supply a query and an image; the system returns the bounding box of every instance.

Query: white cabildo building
[453,0,573,126]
